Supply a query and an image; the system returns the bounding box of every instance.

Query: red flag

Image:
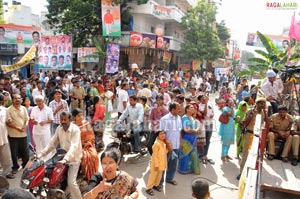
[289,12,300,41]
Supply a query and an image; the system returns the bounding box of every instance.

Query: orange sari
[81,130,99,180]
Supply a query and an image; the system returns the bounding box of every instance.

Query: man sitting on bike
[118,95,145,153]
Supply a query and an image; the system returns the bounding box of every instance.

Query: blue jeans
[132,124,143,151]
[160,149,179,184]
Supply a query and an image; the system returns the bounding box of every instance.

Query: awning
[212,58,232,68]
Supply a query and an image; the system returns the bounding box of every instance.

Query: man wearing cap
[49,89,69,135]
[236,97,268,180]
[267,105,293,162]
[261,69,282,114]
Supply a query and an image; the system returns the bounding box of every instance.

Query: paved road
[6,92,300,198]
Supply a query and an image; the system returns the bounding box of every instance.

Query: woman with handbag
[218,98,235,162]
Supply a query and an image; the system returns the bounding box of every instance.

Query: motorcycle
[106,122,150,165]
[20,144,88,199]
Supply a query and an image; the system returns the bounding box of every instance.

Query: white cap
[267,70,276,78]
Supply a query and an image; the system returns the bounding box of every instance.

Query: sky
[216,0,298,50]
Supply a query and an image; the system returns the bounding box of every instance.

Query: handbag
[219,114,229,124]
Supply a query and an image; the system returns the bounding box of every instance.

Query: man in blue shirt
[160,102,182,185]
[118,95,144,153]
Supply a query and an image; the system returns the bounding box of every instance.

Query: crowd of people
[0,66,299,198]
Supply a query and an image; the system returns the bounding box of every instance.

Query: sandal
[153,185,163,192]
[146,189,155,196]
[167,180,178,185]
[207,159,215,165]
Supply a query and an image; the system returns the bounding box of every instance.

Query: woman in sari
[83,150,139,199]
[72,108,99,181]
[234,101,249,159]
[103,84,114,123]
[178,104,201,174]
[218,98,235,162]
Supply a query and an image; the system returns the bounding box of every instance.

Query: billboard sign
[38,35,72,70]
[78,47,99,63]
[105,43,120,74]
[101,0,121,37]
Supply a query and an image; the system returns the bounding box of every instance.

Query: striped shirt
[49,99,69,124]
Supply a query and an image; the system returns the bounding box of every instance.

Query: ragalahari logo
[266,2,298,10]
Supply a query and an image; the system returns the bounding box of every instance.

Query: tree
[180,0,225,63]
[0,0,5,24]
[238,31,300,78]
[216,20,230,46]
[46,0,148,47]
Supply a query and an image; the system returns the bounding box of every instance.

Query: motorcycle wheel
[106,145,123,165]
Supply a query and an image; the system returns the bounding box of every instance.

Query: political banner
[163,51,172,63]
[152,5,172,20]
[38,35,72,70]
[105,43,120,74]
[192,59,201,71]
[101,0,121,37]
[129,32,157,48]
[0,24,41,45]
[245,32,289,50]
[78,47,99,63]
[1,45,36,73]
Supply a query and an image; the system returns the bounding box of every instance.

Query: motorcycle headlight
[21,179,30,188]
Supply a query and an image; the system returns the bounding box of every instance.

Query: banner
[101,0,121,37]
[192,59,201,71]
[1,45,36,73]
[179,64,190,72]
[78,47,99,63]
[0,24,41,45]
[38,35,72,70]
[289,11,300,41]
[152,5,172,20]
[245,32,289,50]
[105,43,120,74]
[129,32,157,48]
[163,51,172,63]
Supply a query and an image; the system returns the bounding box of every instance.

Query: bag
[219,114,229,124]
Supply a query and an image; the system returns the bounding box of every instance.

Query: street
[5,92,300,199]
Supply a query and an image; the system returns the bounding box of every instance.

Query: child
[145,130,172,196]
[191,178,210,199]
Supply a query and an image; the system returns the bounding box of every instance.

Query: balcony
[128,0,185,23]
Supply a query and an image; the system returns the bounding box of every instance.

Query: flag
[289,12,300,41]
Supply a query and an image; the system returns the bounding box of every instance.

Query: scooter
[106,122,149,165]
[20,144,87,199]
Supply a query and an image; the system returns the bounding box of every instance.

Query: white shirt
[261,80,281,101]
[117,89,129,113]
[0,106,8,146]
[32,88,46,102]
[137,88,152,105]
[41,123,82,164]
[31,105,54,135]
[199,102,214,125]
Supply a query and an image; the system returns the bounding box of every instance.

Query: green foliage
[238,31,290,77]
[180,0,225,62]
[0,0,5,23]
[216,20,230,45]
[46,0,148,47]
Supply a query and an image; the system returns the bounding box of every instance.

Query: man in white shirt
[198,94,215,164]
[117,82,129,118]
[32,81,46,104]
[262,70,281,113]
[137,83,152,106]
[39,111,82,199]
[118,95,144,153]
[31,95,54,160]
[0,94,15,179]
